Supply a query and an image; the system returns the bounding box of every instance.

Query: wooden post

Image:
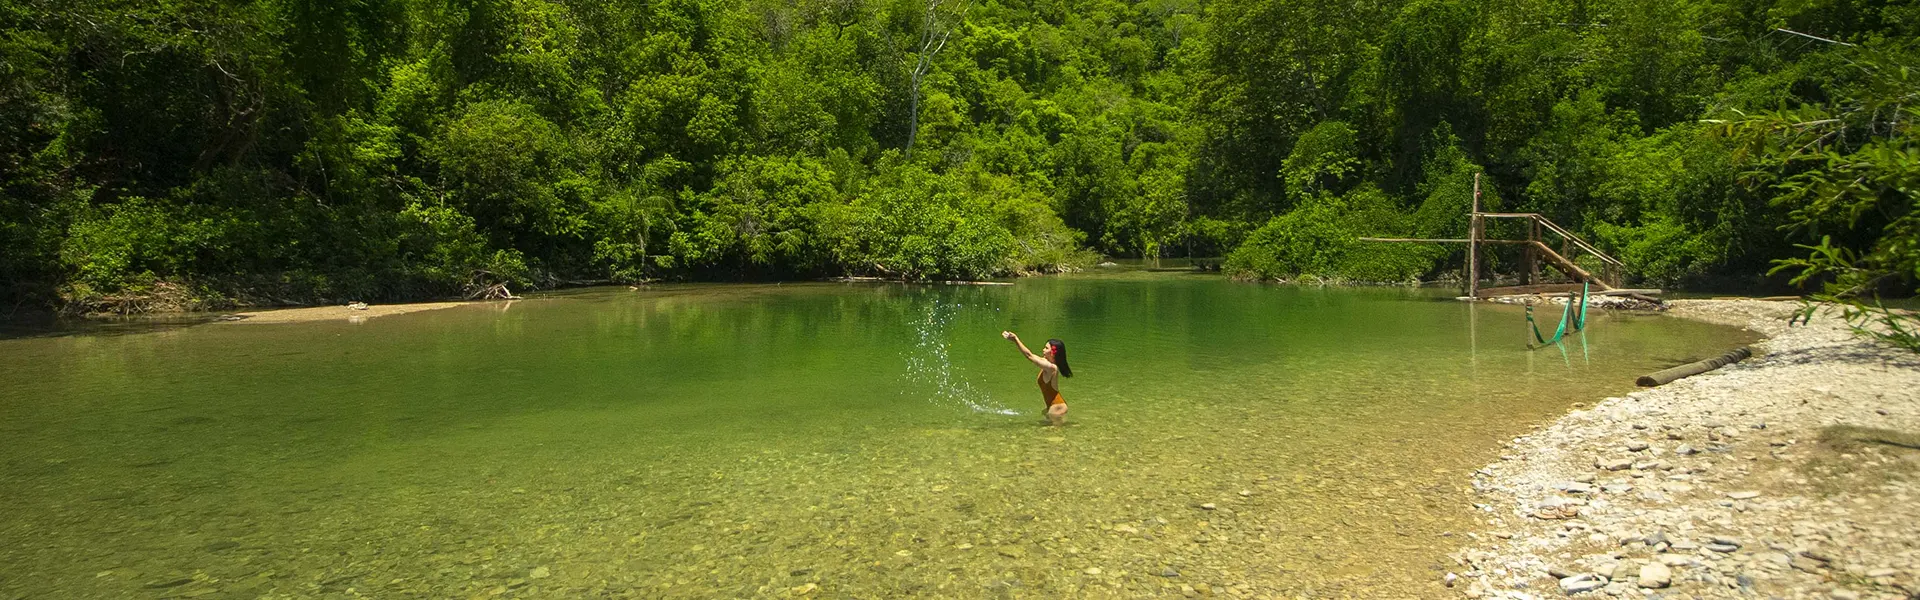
[1525,218,1541,284]
[1467,173,1481,298]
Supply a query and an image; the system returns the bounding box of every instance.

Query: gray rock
[1159,567,1180,578]
[1791,555,1826,573]
[1645,531,1670,547]
[1558,481,1596,494]
[1597,458,1633,471]
[1627,441,1651,452]
[1596,562,1618,579]
[1635,561,1666,588]
[1727,490,1762,500]
[1865,568,1896,578]
[1560,573,1605,594]
[1675,444,1699,455]
[1706,543,1740,553]
[1638,562,1672,588]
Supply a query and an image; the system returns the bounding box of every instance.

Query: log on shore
[1636,346,1753,387]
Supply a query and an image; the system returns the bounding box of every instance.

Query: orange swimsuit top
[1038,371,1064,406]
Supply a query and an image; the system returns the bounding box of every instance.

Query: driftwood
[1637,346,1752,387]
[467,283,522,300]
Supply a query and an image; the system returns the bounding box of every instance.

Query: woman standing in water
[1001,331,1073,425]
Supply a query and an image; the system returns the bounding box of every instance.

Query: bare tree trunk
[906,0,964,157]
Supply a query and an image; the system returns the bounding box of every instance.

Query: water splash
[903,299,1019,416]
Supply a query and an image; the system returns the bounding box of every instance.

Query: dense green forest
[2,0,1917,314]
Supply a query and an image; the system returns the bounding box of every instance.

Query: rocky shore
[1451,299,1920,600]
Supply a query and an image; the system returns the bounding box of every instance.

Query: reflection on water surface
[0,272,1756,598]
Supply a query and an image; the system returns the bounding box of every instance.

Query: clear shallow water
[0,272,1757,599]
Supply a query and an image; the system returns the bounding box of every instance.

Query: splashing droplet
[903,299,1018,415]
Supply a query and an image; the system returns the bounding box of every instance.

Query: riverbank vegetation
[1,0,1916,313]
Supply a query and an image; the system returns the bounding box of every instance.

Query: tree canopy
[1,0,1916,313]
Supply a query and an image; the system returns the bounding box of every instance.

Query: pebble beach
[1453,299,1920,600]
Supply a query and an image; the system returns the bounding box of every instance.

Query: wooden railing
[1478,212,1624,290]
[1356,174,1629,297]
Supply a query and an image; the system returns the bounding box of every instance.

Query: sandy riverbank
[216,300,488,324]
[1451,299,1920,600]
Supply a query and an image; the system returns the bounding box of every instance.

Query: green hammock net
[1525,282,1589,348]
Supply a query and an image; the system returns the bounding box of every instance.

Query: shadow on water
[0,313,219,341]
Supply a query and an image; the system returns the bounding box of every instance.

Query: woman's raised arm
[1002,331,1057,370]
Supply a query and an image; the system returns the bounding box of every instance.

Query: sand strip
[217,301,485,324]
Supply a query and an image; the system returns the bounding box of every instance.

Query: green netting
[1525,282,1589,348]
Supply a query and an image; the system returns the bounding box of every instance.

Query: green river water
[0,271,1757,599]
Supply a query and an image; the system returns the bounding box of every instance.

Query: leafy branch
[1718,43,1920,351]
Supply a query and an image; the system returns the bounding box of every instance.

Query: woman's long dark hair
[1047,339,1072,377]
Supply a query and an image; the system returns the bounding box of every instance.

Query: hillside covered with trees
[2,0,1916,313]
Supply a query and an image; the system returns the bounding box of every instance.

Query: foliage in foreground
[1712,41,1920,351]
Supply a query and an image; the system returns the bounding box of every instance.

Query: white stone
[1638,562,1672,588]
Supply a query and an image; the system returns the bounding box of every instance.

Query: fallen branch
[1636,346,1752,387]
